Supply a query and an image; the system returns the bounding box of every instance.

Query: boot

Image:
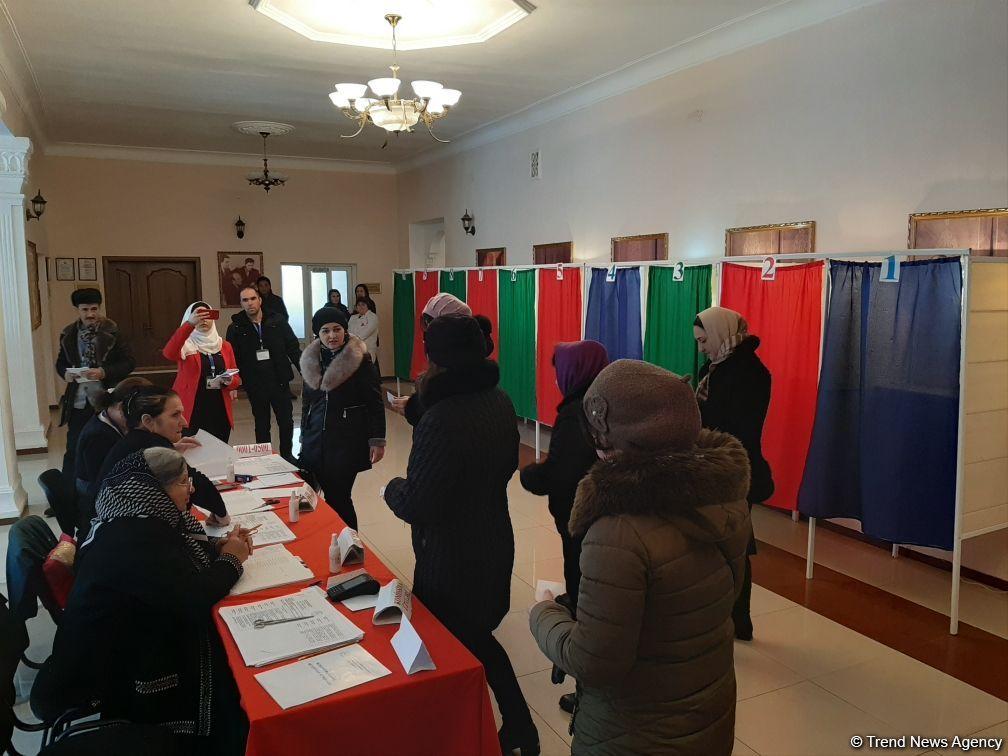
[733,554,753,641]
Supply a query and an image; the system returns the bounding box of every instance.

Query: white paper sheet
[255,644,391,709]
[341,594,379,612]
[228,544,315,596]
[219,586,364,668]
[182,429,239,479]
[234,454,299,477]
[203,510,295,547]
[244,472,302,490]
[373,579,412,626]
[391,614,436,675]
[535,580,566,603]
[220,489,273,516]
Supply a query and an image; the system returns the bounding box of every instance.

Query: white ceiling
[4,1,815,163]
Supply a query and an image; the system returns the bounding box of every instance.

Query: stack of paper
[220,489,273,516]
[219,586,365,667]
[229,544,314,596]
[234,454,299,477]
[182,429,239,479]
[255,645,391,709]
[203,510,295,547]
[245,472,302,490]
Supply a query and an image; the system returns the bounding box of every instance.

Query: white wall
[397,0,1008,266]
[396,0,1008,579]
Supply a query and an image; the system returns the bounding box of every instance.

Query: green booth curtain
[393,272,415,381]
[439,270,467,302]
[498,270,537,420]
[643,264,712,385]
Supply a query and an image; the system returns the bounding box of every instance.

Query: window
[909,209,1008,257]
[725,222,816,257]
[611,233,667,262]
[476,248,507,267]
[280,263,357,341]
[533,241,573,265]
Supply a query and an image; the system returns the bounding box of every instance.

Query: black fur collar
[420,360,500,408]
[569,429,751,537]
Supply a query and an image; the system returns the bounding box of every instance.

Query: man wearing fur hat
[529,359,752,756]
[56,288,136,480]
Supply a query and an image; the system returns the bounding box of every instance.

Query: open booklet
[219,586,364,668]
[228,543,314,596]
[255,644,391,710]
[337,527,365,567]
[373,579,413,626]
[203,510,295,547]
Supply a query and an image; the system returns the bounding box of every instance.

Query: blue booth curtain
[585,267,643,362]
[798,258,963,549]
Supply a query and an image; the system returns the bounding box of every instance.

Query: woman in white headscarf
[694,306,774,641]
[163,302,242,442]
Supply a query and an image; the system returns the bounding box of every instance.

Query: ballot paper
[391,614,436,675]
[219,586,364,668]
[233,454,299,477]
[535,580,567,603]
[182,429,239,479]
[203,510,295,547]
[229,544,314,596]
[244,472,302,490]
[373,579,412,626]
[233,441,271,458]
[207,369,240,390]
[220,489,273,516]
[63,367,98,383]
[341,594,379,612]
[255,644,391,710]
[337,527,365,567]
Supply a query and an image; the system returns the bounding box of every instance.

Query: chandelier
[329,14,461,146]
[247,131,287,193]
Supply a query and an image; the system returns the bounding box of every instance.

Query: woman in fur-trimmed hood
[529,359,752,756]
[298,307,385,530]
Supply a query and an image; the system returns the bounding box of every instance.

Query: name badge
[256,349,270,362]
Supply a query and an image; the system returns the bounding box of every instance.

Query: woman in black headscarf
[35,448,252,755]
[324,289,351,321]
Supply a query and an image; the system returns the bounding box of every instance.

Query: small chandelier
[247,131,286,193]
[329,14,461,147]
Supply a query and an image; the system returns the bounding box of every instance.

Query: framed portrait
[77,257,98,281]
[55,257,76,281]
[218,251,264,307]
[27,241,41,331]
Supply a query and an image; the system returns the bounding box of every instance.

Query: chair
[4,516,61,670]
[37,470,79,538]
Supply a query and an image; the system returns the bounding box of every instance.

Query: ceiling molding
[43,142,396,175]
[396,0,886,173]
[0,0,49,146]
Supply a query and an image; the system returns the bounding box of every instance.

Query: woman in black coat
[694,306,774,641]
[34,448,252,755]
[299,307,386,530]
[384,315,538,756]
[96,387,230,525]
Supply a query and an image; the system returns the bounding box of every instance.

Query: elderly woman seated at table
[32,448,252,755]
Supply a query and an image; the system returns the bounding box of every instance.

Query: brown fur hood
[569,429,752,540]
[300,335,367,392]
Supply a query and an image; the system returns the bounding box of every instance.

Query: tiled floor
[4,399,1007,755]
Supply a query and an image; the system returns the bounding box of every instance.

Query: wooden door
[103,257,201,370]
[533,241,573,264]
[611,233,667,262]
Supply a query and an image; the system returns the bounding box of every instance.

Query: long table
[212,494,500,756]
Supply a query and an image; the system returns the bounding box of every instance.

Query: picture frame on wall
[27,241,41,331]
[55,257,76,281]
[218,251,264,307]
[78,257,98,281]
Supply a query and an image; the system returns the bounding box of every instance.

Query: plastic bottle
[226,462,235,483]
[288,493,300,523]
[328,534,340,574]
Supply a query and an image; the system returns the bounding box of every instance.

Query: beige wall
[33,155,401,395]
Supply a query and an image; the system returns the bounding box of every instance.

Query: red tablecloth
[212,497,500,756]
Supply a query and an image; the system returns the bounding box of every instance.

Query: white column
[0,284,27,519]
[0,136,47,450]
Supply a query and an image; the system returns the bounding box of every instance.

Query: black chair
[4,516,62,671]
[37,470,79,538]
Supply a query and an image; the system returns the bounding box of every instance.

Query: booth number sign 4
[608,262,685,282]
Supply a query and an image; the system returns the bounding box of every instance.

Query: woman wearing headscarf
[349,298,380,375]
[354,283,377,314]
[324,289,351,320]
[163,302,241,442]
[97,386,230,526]
[384,315,538,756]
[299,307,386,530]
[694,306,774,641]
[34,448,252,755]
[529,360,752,756]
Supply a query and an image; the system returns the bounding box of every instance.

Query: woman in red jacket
[163,302,241,442]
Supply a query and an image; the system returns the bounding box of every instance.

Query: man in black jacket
[56,288,135,480]
[226,287,302,461]
[256,276,289,321]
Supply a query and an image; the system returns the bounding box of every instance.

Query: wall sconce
[25,190,46,222]
[235,216,246,239]
[460,209,476,236]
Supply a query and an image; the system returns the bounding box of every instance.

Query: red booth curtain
[467,269,500,363]
[536,268,583,426]
[411,272,440,379]
[720,262,824,511]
